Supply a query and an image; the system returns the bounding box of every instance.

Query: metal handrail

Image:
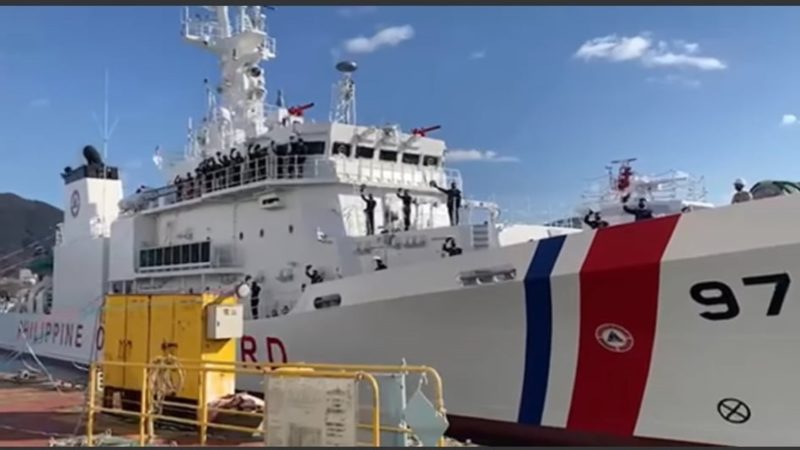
[87,360,386,447]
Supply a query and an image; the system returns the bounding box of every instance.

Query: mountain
[0,193,62,277]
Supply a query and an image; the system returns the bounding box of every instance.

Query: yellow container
[101,293,238,401]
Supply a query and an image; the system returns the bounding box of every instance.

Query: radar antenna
[330,60,357,125]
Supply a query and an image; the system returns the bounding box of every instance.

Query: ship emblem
[70,190,81,218]
[595,323,633,353]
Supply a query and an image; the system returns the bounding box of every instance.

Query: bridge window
[201,241,210,262]
[423,156,440,167]
[379,150,398,162]
[313,294,342,309]
[303,141,326,155]
[181,245,191,264]
[356,146,374,159]
[191,244,200,263]
[332,142,351,157]
[139,241,213,269]
[402,153,420,165]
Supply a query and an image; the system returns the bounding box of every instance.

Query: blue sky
[2,6,800,222]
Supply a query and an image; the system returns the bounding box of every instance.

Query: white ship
[2,5,798,446]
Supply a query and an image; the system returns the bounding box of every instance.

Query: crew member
[432,181,462,226]
[442,237,462,257]
[731,178,752,204]
[250,281,261,319]
[396,188,414,231]
[373,255,388,271]
[622,196,654,222]
[360,185,377,236]
[305,265,323,284]
[583,209,609,229]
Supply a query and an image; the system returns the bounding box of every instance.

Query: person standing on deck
[731,178,752,204]
[396,189,414,231]
[622,195,654,222]
[360,185,377,235]
[250,281,261,320]
[431,181,462,226]
[583,209,609,229]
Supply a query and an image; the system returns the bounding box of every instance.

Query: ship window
[303,141,326,155]
[140,249,150,268]
[275,144,289,154]
[181,245,191,264]
[200,241,211,262]
[154,248,164,266]
[172,246,181,264]
[239,232,244,241]
[190,243,200,263]
[355,146,374,159]
[313,294,342,309]
[402,153,420,165]
[379,150,398,162]
[423,156,439,167]
[164,246,173,265]
[332,142,351,157]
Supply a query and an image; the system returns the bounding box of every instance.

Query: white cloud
[575,35,651,62]
[469,50,487,60]
[642,52,726,71]
[781,114,798,126]
[28,97,50,108]
[343,25,414,54]
[445,149,519,163]
[575,34,727,72]
[337,6,378,18]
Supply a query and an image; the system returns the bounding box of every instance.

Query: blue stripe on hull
[518,235,566,425]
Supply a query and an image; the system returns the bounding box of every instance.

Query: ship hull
[4,194,800,445]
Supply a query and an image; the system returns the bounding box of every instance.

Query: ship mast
[181,5,276,152]
[92,69,119,161]
[330,60,357,125]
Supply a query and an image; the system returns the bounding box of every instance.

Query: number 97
[690,273,790,321]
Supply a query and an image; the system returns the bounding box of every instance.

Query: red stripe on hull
[568,215,680,436]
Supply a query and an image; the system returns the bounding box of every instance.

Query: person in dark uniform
[396,189,413,231]
[305,265,323,284]
[622,196,654,222]
[360,185,377,235]
[442,237,462,257]
[583,209,609,229]
[431,181,462,226]
[250,281,261,319]
[373,256,387,271]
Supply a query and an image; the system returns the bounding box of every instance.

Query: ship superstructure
[35,5,503,321]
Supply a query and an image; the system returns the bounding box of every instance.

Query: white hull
[6,194,800,446]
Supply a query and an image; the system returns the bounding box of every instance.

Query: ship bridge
[128,121,462,216]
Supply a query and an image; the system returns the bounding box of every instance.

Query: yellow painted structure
[101,293,238,402]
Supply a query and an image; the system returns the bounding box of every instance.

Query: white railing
[581,173,708,207]
[184,20,219,42]
[333,157,463,190]
[134,155,335,212]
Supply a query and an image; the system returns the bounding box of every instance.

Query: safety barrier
[86,359,447,447]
